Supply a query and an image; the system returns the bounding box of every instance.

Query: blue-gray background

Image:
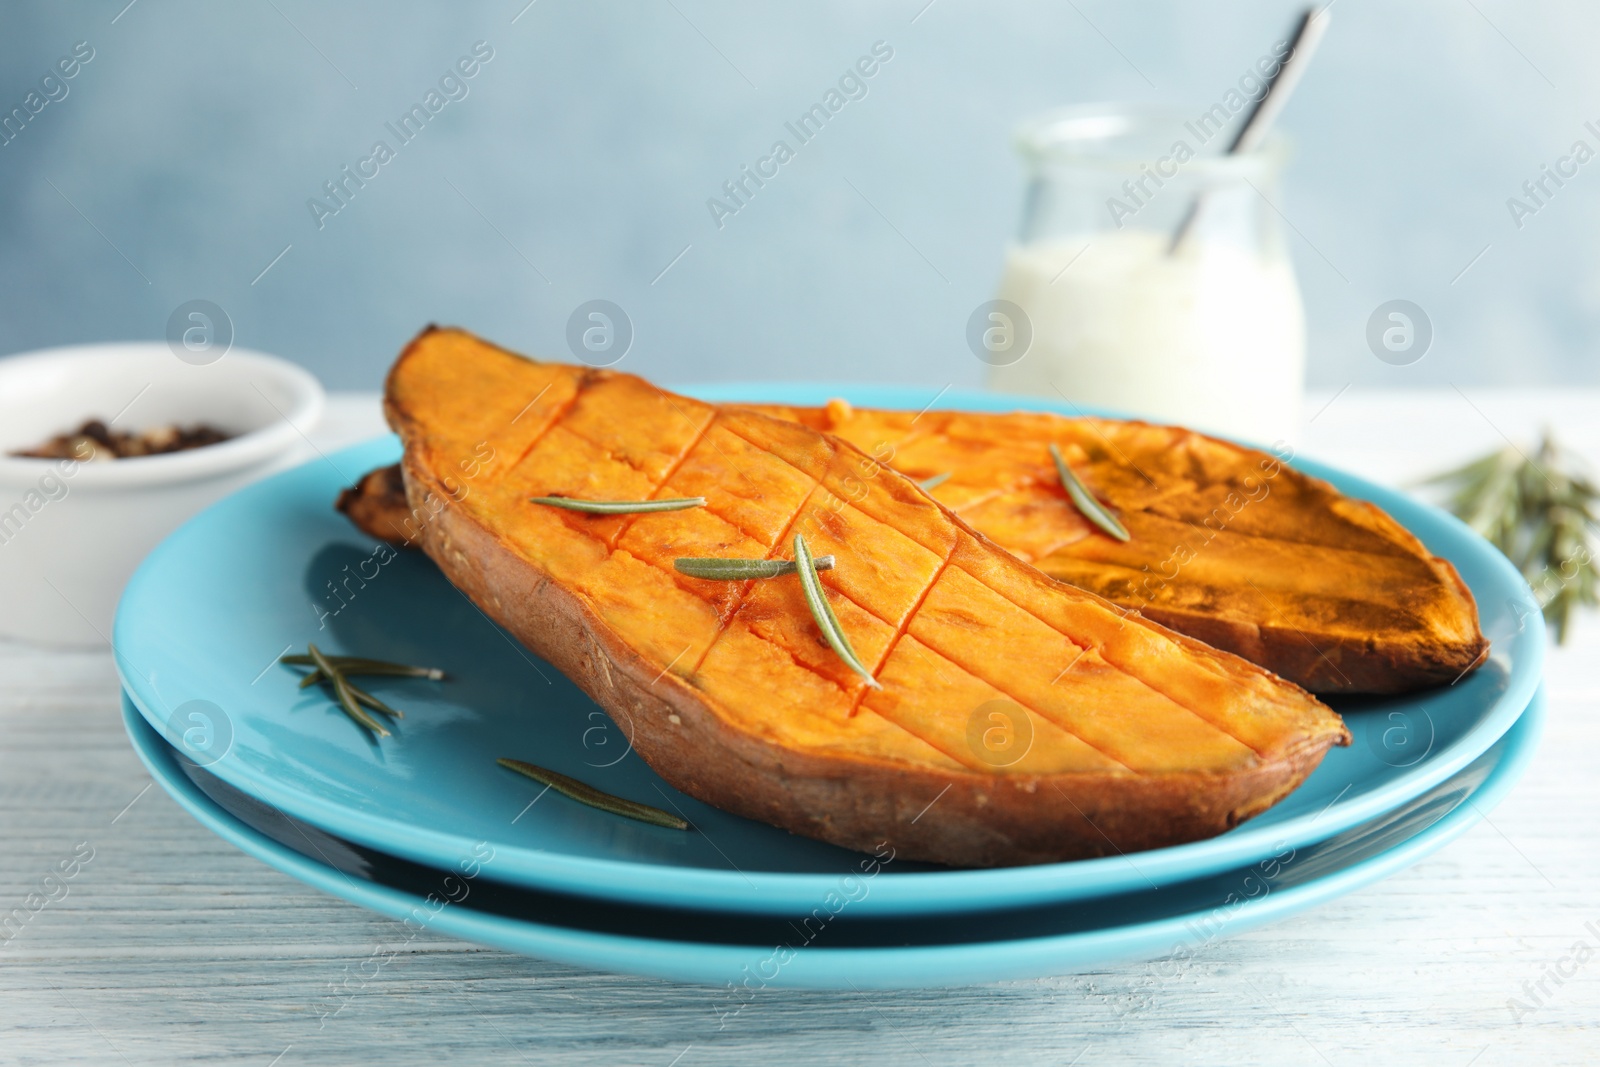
[0,0,1593,390]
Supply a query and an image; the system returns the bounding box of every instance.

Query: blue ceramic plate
[122,685,1544,989]
[113,386,1543,917]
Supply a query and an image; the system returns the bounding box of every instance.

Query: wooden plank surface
[1,391,1596,1066]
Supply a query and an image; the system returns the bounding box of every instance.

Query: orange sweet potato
[347,388,1485,695]
[383,327,1349,867]
[335,463,412,544]
[760,402,1488,695]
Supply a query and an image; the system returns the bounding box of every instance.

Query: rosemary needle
[307,643,390,738]
[281,653,445,680]
[530,496,707,514]
[296,671,405,717]
[918,472,952,492]
[674,555,834,580]
[345,684,404,720]
[1049,443,1130,542]
[295,666,442,690]
[793,534,881,689]
[497,758,690,830]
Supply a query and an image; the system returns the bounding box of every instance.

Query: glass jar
[986,103,1305,444]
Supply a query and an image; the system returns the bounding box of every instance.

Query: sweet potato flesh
[352,393,1485,695]
[386,330,1347,793]
[762,402,1488,694]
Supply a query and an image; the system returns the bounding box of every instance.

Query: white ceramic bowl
[0,343,324,646]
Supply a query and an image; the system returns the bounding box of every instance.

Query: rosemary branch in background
[1423,432,1599,643]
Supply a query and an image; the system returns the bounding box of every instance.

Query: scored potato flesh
[756,402,1487,694]
[387,330,1349,785]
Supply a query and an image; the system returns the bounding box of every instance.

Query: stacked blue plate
[115,388,1545,989]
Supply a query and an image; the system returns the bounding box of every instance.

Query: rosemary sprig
[1049,443,1130,542]
[918,472,952,492]
[295,670,410,694]
[281,647,449,737]
[345,685,405,720]
[497,758,690,830]
[674,555,834,580]
[281,653,446,687]
[530,496,707,514]
[1423,432,1598,643]
[306,643,390,738]
[793,534,881,689]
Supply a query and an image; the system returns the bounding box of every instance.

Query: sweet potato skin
[335,464,413,544]
[384,327,1349,867]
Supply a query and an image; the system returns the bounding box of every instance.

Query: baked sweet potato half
[349,388,1486,695]
[761,402,1489,695]
[335,463,412,544]
[384,327,1349,867]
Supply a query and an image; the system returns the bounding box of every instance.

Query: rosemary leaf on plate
[497,758,690,830]
[673,555,834,580]
[286,647,444,733]
[918,472,952,492]
[1049,443,1130,542]
[306,643,390,738]
[281,653,445,681]
[793,534,881,689]
[345,684,404,720]
[299,669,417,693]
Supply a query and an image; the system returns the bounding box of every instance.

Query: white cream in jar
[988,229,1305,443]
[988,105,1307,445]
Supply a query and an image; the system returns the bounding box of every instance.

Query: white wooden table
[3,389,1597,1066]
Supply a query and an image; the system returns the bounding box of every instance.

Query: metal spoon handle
[1228,6,1330,155]
[1169,5,1331,254]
